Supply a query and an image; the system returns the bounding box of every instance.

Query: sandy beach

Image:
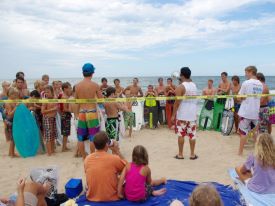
[2,122,272,197]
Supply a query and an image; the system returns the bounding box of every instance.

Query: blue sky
[0,0,275,79]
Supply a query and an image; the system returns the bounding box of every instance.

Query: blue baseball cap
[82,63,95,74]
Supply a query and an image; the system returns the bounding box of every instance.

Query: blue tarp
[76,180,243,206]
[229,168,275,206]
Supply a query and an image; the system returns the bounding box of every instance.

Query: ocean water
[1,76,275,93]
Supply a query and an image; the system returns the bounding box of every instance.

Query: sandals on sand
[174,155,184,160]
[190,155,198,160]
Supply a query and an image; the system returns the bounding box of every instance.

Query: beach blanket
[76,180,243,206]
[228,168,275,206]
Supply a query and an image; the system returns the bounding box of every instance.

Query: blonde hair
[7,87,19,97]
[245,66,257,76]
[2,81,11,87]
[255,134,275,168]
[189,184,223,206]
[34,80,44,90]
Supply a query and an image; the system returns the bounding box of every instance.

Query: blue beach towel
[76,180,243,206]
[229,168,275,206]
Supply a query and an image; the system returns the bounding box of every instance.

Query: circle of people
[0,64,275,206]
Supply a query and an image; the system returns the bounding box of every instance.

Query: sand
[1,122,273,197]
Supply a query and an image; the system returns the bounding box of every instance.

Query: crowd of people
[0,64,275,206]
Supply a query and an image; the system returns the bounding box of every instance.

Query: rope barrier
[0,94,274,104]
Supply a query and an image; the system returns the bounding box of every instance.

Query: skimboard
[221,98,235,136]
[199,100,214,130]
[13,104,40,158]
[132,101,143,131]
[56,113,62,146]
[213,99,225,132]
[158,95,166,125]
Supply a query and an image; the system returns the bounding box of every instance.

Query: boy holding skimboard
[4,87,20,157]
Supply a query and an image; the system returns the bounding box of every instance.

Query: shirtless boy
[202,79,216,96]
[104,87,128,141]
[15,77,30,99]
[165,78,176,129]
[41,86,58,156]
[61,82,73,152]
[75,63,102,159]
[5,87,20,157]
[114,79,124,97]
[217,72,231,95]
[100,77,109,95]
[256,72,271,134]
[124,90,134,137]
[124,78,143,97]
[155,78,166,125]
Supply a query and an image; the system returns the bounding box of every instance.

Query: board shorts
[77,109,100,142]
[43,116,57,142]
[61,112,72,136]
[34,111,43,132]
[234,103,241,113]
[106,117,120,141]
[5,117,13,141]
[259,106,269,133]
[175,120,197,140]
[238,117,258,136]
[124,111,134,128]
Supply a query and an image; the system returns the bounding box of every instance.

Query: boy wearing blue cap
[75,63,103,159]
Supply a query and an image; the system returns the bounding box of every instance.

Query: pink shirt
[125,163,146,201]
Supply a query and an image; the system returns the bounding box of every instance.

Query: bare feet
[152,188,166,196]
[10,153,20,158]
[62,147,71,152]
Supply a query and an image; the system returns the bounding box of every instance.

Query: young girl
[118,145,166,202]
[235,133,275,194]
[4,87,19,157]
[41,86,58,156]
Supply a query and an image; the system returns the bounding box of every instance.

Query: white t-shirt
[177,82,198,121]
[238,79,263,120]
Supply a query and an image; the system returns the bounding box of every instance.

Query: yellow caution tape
[0,94,274,104]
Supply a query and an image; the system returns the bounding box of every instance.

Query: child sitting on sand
[235,133,275,194]
[60,82,73,152]
[41,86,58,156]
[4,87,20,157]
[104,87,129,141]
[170,184,223,206]
[124,90,134,137]
[118,145,166,202]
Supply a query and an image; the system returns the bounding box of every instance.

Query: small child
[118,145,166,202]
[124,90,134,137]
[41,86,58,156]
[1,81,11,142]
[104,87,128,141]
[61,82,73,152]
[144,85,158,129]
[235,133,275,194]
[28,90,43,133]
[170,184,223,206]
[4,87,20,157]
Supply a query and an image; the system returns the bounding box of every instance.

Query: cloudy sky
[0,0,275,79]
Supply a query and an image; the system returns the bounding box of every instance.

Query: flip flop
[190,155,198,160]
[174,155,184,160]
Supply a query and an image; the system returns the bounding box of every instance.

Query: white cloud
[0,0,275,76]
